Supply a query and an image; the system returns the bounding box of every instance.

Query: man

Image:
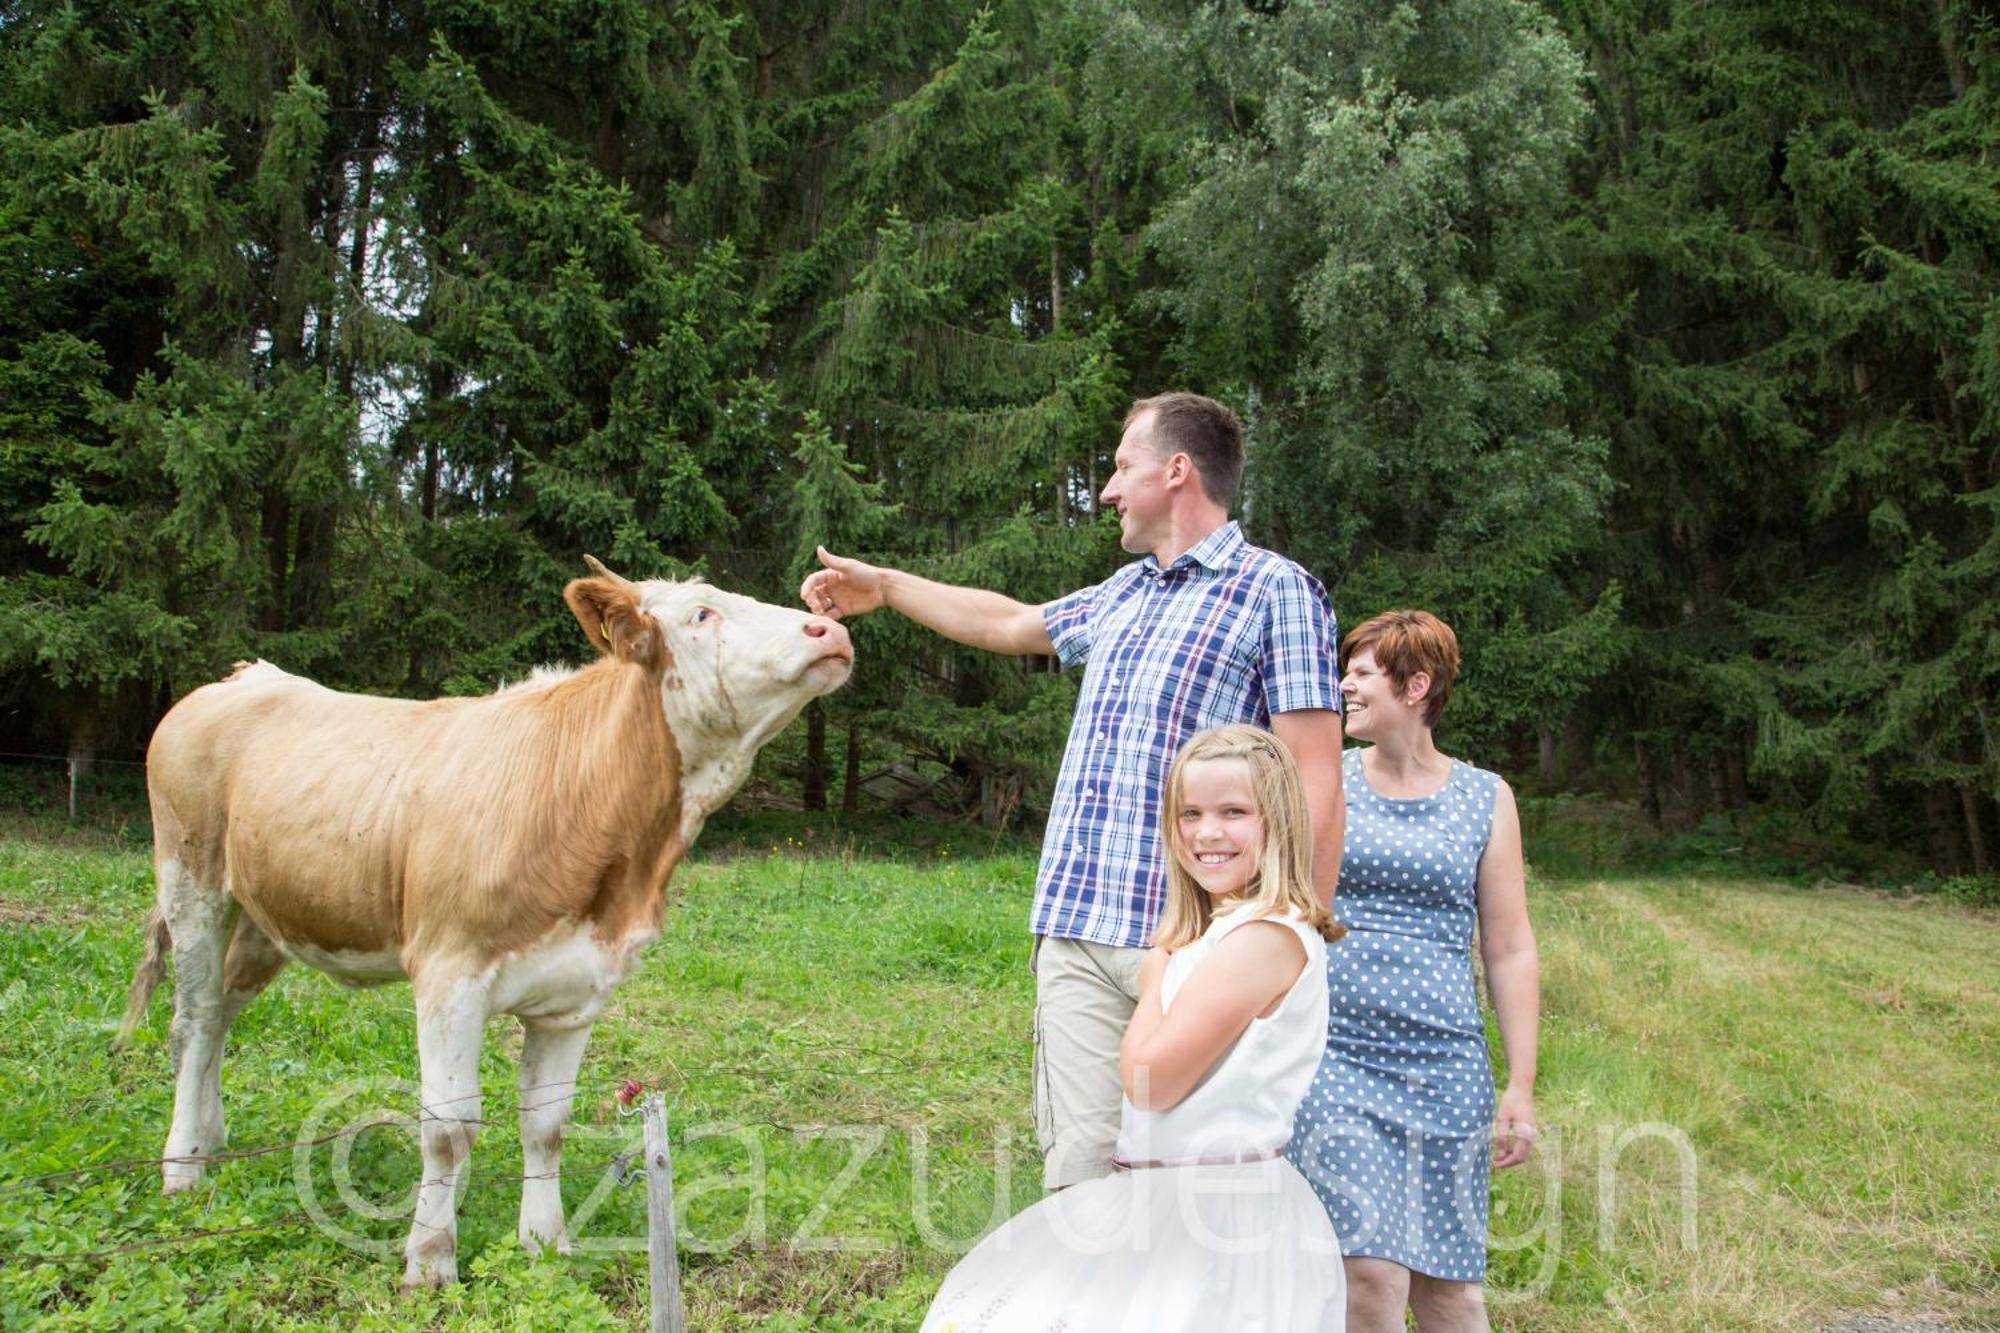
[801,391,1343,1188]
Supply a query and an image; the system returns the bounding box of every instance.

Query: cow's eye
[688,607,714,626]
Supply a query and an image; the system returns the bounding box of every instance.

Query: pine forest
[3,0,1996,878]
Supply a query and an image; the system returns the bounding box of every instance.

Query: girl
[924,725,1348,1331]
[1287,610,1540,1333]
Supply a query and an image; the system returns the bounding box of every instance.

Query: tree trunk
[1725,746,1750,811]
[1536,725,1559,785]
[337,122,377,399]
[289,504,336,629]
[1562,716,1594,782]
[290,161,343,632]
[416,104,461,526]
[258,486,291,632]
[1863,758,1887,840]
[1050,244,1063,332]
[1925,784,1965,874]
[841,719,861,815]
[1937,0,1971,97]
[1676,753,1707,826]
[268,164,316,631]
[421,362,451,521]
[1634,736,1662,829]
[1960,783,1990,877]
[421,435,442,521]
[802,702,827,811]
[978,769,1019,832]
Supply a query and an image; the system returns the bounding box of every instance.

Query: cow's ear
[564,573,664,669]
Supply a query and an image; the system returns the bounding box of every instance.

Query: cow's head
[564,556,853,819]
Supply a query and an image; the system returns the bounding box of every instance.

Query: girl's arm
[1475,781,1540,1168]
[1120,922,1306,1111]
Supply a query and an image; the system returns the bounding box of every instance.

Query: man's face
[1099,410,1175,555]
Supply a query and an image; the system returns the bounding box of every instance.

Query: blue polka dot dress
[1288,748,1504,1281]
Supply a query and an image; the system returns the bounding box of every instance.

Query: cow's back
[148,662,462,964]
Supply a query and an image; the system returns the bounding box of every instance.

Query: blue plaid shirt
[1033,522,1341,949]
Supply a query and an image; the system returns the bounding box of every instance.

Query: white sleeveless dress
[923,907,1347,1331]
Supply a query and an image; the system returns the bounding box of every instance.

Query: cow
[116,556,853,1287]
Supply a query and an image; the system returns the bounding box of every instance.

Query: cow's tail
[116,909,171,1049]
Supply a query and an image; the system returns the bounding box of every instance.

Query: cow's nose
[804,616,853,657]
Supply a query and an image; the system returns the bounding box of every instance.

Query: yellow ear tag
[601,620,613,647]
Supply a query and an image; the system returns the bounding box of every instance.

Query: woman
[1288,610,1540,1332]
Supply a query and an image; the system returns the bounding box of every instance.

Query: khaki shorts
[1030,934,1145,1189]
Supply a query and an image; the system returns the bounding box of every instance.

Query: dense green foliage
[2,0,1994,870]
[1558,0,2000,873]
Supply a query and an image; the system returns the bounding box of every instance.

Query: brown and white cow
[117,557,851,1287]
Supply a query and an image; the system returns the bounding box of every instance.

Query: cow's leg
[220,915,288,1030]
[159,858,235,1194]
[163,916,288,1189]
[516,1018,593,1253]
[403,973,491,1289]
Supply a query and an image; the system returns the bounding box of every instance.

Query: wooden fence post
[641,1093,686,1333]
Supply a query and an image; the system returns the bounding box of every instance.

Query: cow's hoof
[400,1260,456,1291]
[162,1168,203,1195]
[518,1226,572,1256]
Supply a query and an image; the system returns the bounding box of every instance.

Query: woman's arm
[1120,922,1306,1111]
[1476,781,1540,1168]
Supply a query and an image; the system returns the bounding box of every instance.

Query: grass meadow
[0,811,1995,1330]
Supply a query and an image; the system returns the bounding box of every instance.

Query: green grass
[0,821,1995,1330]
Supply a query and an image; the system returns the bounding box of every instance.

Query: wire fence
[0,751,147,765]
[0,752,1027,1295]
[0,750,149,825]
[2,1075,640,1266]
[3,1078,595,1195]
[9,1210,324,1265]
[0,1050,1019,1271]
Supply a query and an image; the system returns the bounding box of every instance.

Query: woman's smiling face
[1340,646,1410,742]
[1173,757,1263,901]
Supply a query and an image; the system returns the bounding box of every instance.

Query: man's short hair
[1125,392,1244,509]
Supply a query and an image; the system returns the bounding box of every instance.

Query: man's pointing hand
[800,545,888,620]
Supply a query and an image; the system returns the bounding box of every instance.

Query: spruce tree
[1136,0,1619,762]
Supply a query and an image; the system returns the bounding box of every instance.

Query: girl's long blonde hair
[1152,724,1345,949]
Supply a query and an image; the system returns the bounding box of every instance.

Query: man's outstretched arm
[801,546,1055,657]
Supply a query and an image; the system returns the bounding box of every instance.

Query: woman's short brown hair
[1342,610,1460,727]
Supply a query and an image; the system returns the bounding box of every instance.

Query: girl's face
[1340,646,1419,742]
[1173,757,1263,902]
